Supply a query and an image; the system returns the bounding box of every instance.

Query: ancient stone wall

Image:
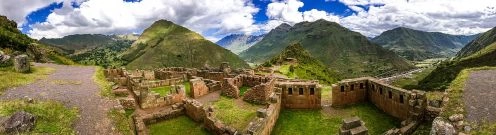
[133,103,185,135]
[197,70,230,81]
[243,78,276,104]
[183,99,237,134]
[332,77,427,121]
[277,80,321,109]
[222,78,240,98]
[184,99,207,122]
[140,85,186,109]
[245,92,282,135]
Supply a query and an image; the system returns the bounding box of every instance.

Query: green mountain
[419,27,496,90]
[40,34,116,54]
[121,20,249,69]
[240,19,414,78]
[0,15,74,65]
[372,27,478,61]
[263,43,338,84]
[40,34,135,67]
[456,27,496,58]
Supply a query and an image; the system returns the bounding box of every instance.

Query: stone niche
[14,55,30,73]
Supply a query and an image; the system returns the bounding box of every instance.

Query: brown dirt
[464,70,496,124]
[0,63,120,135]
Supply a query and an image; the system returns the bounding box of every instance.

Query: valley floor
[0,63,120,134]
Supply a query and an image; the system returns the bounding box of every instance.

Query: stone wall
[140,85,186,109]
[133,103,185,135]
[222,77,241,98]
[183,99,237,134]
[277,80,321,109]
[332,77,427,121]
[184,99,207,122]
[197,70,231,81]
[244,92,282,135]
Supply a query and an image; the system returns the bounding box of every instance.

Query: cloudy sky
[1,0,496,42]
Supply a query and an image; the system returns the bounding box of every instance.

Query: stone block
[14,55,29,73]
[449,114,464,122]
[350,126,368,135]
[3,111,35,134]
[342,117,362,130]
[257,109,267,118]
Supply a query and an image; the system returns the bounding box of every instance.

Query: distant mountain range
[121,20,249,69]
[372,27,479,61]
[216,34,264,54]
[419,27,496,90]
[240,19,414,78]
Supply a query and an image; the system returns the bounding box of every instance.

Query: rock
[14,55,30,73]
[430,117,456,135]
[23,96,34,104]
[463,125,471,133]
[449,114,464,122]
[2,111,36,134]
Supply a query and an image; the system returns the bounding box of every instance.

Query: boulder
[2,111,36,134]
[14,55,30,73]
[430,117,456,135]
[449,114,464,122]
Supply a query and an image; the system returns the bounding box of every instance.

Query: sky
[1,0,496,42]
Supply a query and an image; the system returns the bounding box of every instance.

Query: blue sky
[1,0,495,41]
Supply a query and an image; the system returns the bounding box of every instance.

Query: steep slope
[419,27,496,90]
[40,34,116,54]
[456,27,496,58]
[0,15,74,65]
[263,43,338,84]
[372,27,478,61]
[216,34,264,54]
[121,20,249,69]
[70,39,133,67]
[240,19,413,78]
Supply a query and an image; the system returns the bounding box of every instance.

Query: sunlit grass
[149,116,210,135]
[211,96,261,130]
[0,66,55,94]
[93,66,114,98]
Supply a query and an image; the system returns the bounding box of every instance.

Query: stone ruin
[14,55,29,73]
[339,117,368,135]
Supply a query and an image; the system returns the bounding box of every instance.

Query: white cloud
[28,0,259,40]
[338,0,496,37]
[262,0,340,32]
[0,0,64,25]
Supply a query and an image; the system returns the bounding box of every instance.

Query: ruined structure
[277,79,321,109]
[339,117,368,135]
[332,77,428,134]
[14,55,29,73]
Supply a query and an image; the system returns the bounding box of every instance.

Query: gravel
[0,63,120,135]
[463,70,496,124]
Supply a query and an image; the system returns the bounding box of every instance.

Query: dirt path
[464,70,496,124]
[0,63,119,135]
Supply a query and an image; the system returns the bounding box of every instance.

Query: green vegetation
[108,109,133,135]
[93,66,114,98]
[121,20,249,69]
[456,27,496,58]
[264,43,339,84]
[239,86,250,96]
[210,96,261,130]
[70,40,132,67]
[412,121,432,135]
[0,66,55,94]
[272,103,399,135]
[40,34,115,52]
[0,16,34,51]
[391,68,434,90]
[0,100,78,134]
[150,86,172,96]
[149,116,210,135]
[184,81,191,97]
[240,19,414,78]
[372,27,478,61]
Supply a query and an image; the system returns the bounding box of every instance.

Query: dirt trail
[464,70,496,124]
[0,63,119,135]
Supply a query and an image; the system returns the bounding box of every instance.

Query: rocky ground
[0,63,120,134]
[464,70,496,124]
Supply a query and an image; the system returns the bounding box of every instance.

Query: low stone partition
[183,99,238,134]
[190,77,221,98]
[243,78,276,104]
[133,103,185,135]
[277,79,321,109]
[197,70,230,81]
[140,85,186,109]
[244,92,282,135]
[339,117,368,135]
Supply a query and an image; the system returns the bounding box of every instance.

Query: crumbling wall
[133,103,185,135]
[183,99,237,134]
[140,85,186,109]
[278,80,321,109]
[197,71,230,81]
[245,92,281,135]
[222,78,240,98]
[243,78,276,104]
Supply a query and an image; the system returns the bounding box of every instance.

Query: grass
[0,100,78,134]
[210,96,262,130]
[278,65,296,78]
[51,79,82,85]
[148,116,210,135]
[108,109,133,135]
[412,121,432,135]
[184,81,191,97]
[93,66,114,98]
[239,86,250,96]
[272,103,400,135]
[392,68,434,90]
[150,86,172,97]
[0,65,55,94]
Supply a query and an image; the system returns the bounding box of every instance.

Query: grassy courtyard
[210,96,262,130]
[149,116,210,135]
[0,66,55,94]
[150,86,172,96]
[272,103,400,135]
[0,100,78,134]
